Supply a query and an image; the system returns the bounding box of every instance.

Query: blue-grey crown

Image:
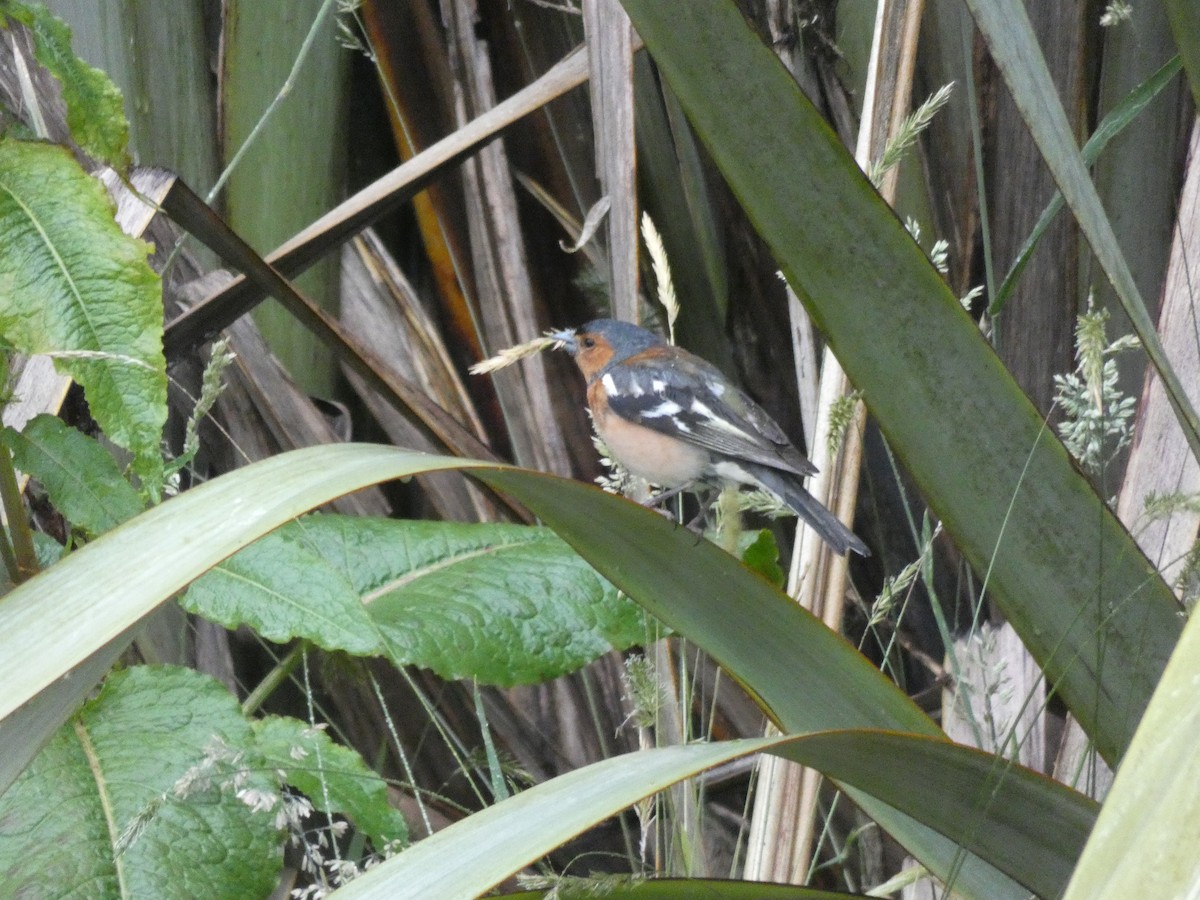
[579,319,666,359]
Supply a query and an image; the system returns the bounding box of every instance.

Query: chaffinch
[553,318,869,557]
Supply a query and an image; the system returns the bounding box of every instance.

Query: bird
[552,318,869,557]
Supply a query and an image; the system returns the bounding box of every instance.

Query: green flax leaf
[335,731,1096,900]
[0,446,1104,897]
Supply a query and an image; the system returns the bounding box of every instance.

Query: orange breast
[588,382,709,486]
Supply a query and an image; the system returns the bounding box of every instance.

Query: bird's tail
[747,465,869,557]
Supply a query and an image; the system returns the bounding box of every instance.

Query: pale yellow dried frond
[469,335,561,375]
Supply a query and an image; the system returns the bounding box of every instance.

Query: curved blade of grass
[967,0,1200,466]
[332,730,1095,900]
[991,54,1183,315]
[614,0,1181,766]
[0,448,928,782]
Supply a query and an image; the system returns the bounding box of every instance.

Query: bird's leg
[641,482,691,507]
[636,483,710,533]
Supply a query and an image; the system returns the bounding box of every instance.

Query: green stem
[241,642,305,715]
[0,443,38,582]
[0,517,18,586]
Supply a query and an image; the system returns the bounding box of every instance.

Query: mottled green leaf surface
[254,715,408,851]
[0,666,281,899]
[4,413,144,535]
[184,515,646,686]
[183,517,383,656]
[0,139,165,484]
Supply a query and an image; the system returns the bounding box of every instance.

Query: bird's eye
[581,336,596,349]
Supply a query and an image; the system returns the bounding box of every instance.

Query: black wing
[603,353,815,477]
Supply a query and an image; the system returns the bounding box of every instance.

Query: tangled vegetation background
[0,1,1197,898]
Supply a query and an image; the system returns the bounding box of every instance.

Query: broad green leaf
[1061,591,1200,899]
[254,715,408,851]
[0,666,281,899]
[183,519,384,657]
[0,1,129,167]
[0,139,166,485]
[356,519,643,684]
[184,516,645,685]
[614,0,1181,766]
[331,730,1096,900]
[3,413,144,535]
[740,528,784,588]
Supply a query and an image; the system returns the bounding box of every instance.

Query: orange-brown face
[568,329,617,382]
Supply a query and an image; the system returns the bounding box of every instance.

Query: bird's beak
[549,327,578,354]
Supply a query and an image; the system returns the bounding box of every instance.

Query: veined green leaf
[183,518,384,657]
[3,413,144,536]
[184,516,646,685]
[254,715,408,851]
[0,666,280,898]
[0,139,165,485]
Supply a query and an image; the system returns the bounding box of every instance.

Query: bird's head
[551,319,666,381]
